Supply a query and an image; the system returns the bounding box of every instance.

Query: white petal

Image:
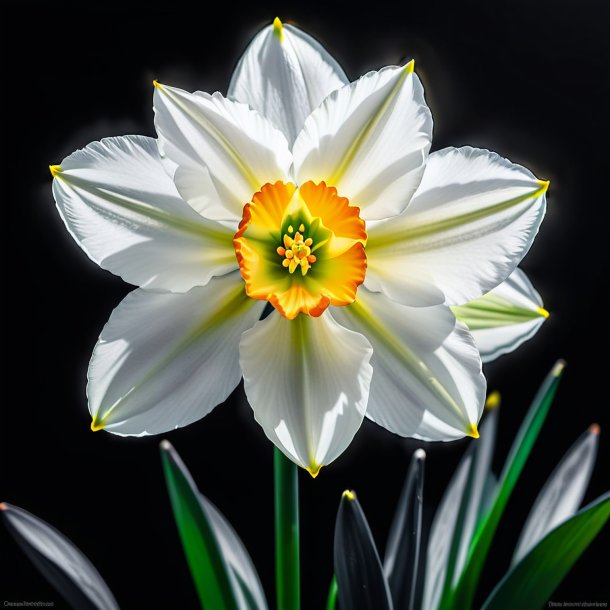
[153,84,292,223]
[0,503,119,610]
[88,272,264,436]
[422,452,472,610]
[228,19,348,145]
[332,288,485,440]
[366,147,548,306]
[239,311,373,474]
[451,268,549,362]
[52,135,237,292]
[293,64,432,220]
[512,425,599,564]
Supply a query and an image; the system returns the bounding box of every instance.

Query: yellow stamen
[467,422,480,439]
[277,246,286,256]
[49,165,63,178]
[278,224,317,276]
[299,223,305,232]
[288,225,294,233]
[485,390,501,410]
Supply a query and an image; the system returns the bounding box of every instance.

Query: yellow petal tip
[273,17,284,40]
[306,463,322,478]
[485,391,501,410]
[467,422,480,439]
[405,59,415,74]
[537,306,550,319]
[49,165,62,178]
[536,179,550,193]
[342,489,357,502]
[552,359,566,377]
[90,417,105,432]
[153,79,163,90]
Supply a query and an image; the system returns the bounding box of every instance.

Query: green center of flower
[276,224,318,276]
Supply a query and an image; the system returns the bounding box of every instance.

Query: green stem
[274,448,300,610]
[326,576,338,610]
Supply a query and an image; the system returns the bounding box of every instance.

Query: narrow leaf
[334,490,393,610]
[384,448,425,610]
[450,360,566,610]
[326,576,338,610]
[512,424,600,564]
[481,492,610,610]
[421,454,472,610]
[161,440,260,610]
[1,502,118,610]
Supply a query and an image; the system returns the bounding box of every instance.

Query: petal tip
[160,439,173,451]
[485,390,501,410]
[404,59,415,74]
[90,416,105,432]
[273,17,284,41]
[589,423,600,436]
[552,359,566,377]
[536,179,550,194]
[342,489,357,502]
[152,79,164,91]
[49,164,62,178]
[0,502,7,511]
[537,306,550,319]
[467,422,480,439]
[307,462,323,478]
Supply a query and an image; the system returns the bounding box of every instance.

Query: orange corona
[234,181,367,319]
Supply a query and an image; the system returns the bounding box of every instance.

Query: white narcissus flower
[50,18,548,476]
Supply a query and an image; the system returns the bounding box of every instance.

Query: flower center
[234,181,367,319]
[277,224,318,276]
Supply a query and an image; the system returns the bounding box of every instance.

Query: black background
[1,2,609,608]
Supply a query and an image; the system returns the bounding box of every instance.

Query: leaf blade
[481,493,610,610]
[1,502,118,610]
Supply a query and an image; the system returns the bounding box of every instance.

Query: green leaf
[325,576,338,610]
[334,490,392,610]
[384,448,426,610]
[1,502,118,610]
[161,440,248,610]
[481,492,610,610]
[449,360,566,610]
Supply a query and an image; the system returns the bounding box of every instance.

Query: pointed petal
[52,135,236,291]
[154,84,292,222]
[332,288,486,441]
[228,20,348,145]
[366,147,548,306]
[239,311,373,473]
[1,503,119,610]
[334,491,393,610]
[293,64,432,220]
[451,268,548,362]
[512,424,600,564]
[88,272,264,436]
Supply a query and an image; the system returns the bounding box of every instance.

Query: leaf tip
[160,439,173,452]
[552,359,567,377]
[413,448,426,461]
[342,489,357,502]
[485,390,502,410]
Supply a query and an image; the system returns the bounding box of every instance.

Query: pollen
[278,227,317,276]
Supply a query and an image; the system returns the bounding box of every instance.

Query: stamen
[277,224,317,276]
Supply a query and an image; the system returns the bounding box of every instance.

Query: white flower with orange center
[50,18,548,475]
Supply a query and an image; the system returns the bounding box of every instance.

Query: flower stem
[274,448,300,610]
